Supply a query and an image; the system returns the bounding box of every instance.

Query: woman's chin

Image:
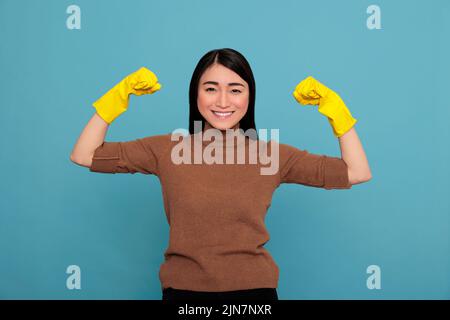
[207,121,236,131]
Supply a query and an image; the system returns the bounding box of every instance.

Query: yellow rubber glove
[92,67,162,124]
[292,76,357,137]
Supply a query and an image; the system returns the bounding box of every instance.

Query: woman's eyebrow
[202,81,245,87]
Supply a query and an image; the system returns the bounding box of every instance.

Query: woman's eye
[205,88,241,93]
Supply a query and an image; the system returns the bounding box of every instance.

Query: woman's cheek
[197,94,210,110]
[234,95,249,110]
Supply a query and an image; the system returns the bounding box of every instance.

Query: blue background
[0,0,449,299]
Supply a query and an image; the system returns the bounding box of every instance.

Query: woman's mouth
[211,110,235,120]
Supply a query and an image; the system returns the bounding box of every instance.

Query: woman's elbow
[348,169,372,184]
[70,153,92,168]
[359,172,372,183]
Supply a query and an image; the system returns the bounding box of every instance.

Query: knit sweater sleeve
[278,142,352,190]
[89,134,171,176]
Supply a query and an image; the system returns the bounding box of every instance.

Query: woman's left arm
[292,76,372,186]
[338,127,372,185]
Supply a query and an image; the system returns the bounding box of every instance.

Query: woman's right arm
[70,113,109,168]
[69,66,162,169]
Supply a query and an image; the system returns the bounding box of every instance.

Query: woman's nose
[216,91,229,108]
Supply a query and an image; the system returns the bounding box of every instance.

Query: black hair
[188,48,257,135]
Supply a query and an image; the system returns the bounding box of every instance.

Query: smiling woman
[188,48,256,134]
[70,47,365,302]
[201,76,246,122]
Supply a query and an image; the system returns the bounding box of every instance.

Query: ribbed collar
[193,121,247,149]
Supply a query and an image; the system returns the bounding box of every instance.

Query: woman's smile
[211,110,235,120]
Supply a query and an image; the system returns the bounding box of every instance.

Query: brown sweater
[89,122,352,292]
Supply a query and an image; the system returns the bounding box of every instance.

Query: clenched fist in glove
[292,76,357,137]
[92,67,162,124]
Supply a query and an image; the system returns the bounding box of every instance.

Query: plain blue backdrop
[0,0,449,299]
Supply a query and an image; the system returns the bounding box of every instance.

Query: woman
[70,48,372,301]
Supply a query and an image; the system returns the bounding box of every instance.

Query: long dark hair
[188,48,257,135]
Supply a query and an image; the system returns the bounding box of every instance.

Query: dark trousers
[162,287,278,301]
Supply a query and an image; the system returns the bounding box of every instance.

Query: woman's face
[197,63,249,130]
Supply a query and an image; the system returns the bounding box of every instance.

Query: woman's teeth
[212,111,234,119]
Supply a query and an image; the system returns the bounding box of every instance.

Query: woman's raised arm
[69,66,162,169]
[70,113,109,168]
[338,127,372,185]
[292,75,371,186]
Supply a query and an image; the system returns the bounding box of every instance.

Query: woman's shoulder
[263,139,301,153]
[262,139,313,165]
[136,132,180,155]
